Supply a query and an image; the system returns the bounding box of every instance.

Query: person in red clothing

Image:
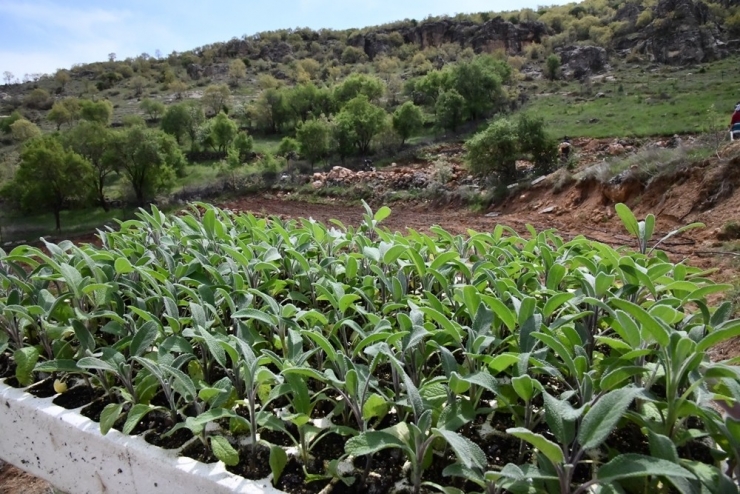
[732,103,740,141]
[732,103,740,126]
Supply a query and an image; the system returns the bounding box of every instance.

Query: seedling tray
[0,380,280,494]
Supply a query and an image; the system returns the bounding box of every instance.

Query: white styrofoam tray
[0,380,281,494]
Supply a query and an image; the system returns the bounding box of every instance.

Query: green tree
[435,89,465,132]
[140,98,166,121]
[254,88,291,133]
[333,74,385,107]
[131,76,147,97]
[392,101,423,144]
[160,103,191,144]
[202,84,231,115]
[47,98,82,130]
[228,59,247,85]
[411,69,454,106]
[277,137,299,157]
[184,101,205,150]
[233,131,254,161]
[7,136,92,231]
[333,95,387,154]
[54,69,70,91]
[208,112,238,153]
[545,54,561,81]
[287,82,321,123]
[516,114,558,175]
[106,126,184,205]
[296,118,331,171]
[465,118,519,184]
[278,136,299,170]
[62,121,116,211]
[452,58,504,120]
[10,119,41,142]
[169,80,188,99]
[80,99,113,125]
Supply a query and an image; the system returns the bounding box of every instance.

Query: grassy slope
[526,56,739,138]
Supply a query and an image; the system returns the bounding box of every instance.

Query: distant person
[559,136,572,160]
[731,103,740,141]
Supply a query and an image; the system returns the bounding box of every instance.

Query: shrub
[23,88,52,110]
[466,114,557,183]
[720,221,740,241]
[0,111,22,134]
[465,118,519,184]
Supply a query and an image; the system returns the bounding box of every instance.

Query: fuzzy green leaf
[211,435,239,466]
[596,453,696,484]
[129,321,159,357]
[14,347,40,386]
[578,388,642,450]
[615,203,640,239]
[345,430,408,457]
[114,257,134,275]
[362,393,390,421]
[269,445,288,486]
[433,428,486,471]
[100,403,123,436]
[507,427,563,465]
[122,404,153,435]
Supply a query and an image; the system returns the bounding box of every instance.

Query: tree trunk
[98,184,109,212]
[53,209,61,232]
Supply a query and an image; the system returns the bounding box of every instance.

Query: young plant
[349,417,486,494]
[223,335,281,470]
[268,371,334,466]
[503,387,700,493]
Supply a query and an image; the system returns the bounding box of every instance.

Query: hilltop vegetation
[0,0,739,236]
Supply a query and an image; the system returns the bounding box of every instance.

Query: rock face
[215,17,549,63]
[258,41,294,62]
[558,46,609,79]
[187,63,228,79]
[611,0,727,65]
[391,18,548,57]
[642,0,724,64]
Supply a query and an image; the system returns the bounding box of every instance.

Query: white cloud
[0,1,182,75]
[0,1,128,34]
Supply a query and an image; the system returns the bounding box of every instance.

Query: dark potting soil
[308,432,347,466]
[350,449,405,494]
[276,457,330,494]
[3,376,23,388]
[53,385,105,409]
[112,403,132,432]
[80,396,116,422]
[261,424,298,447]
[311,397,336,419]
[129,410,176,436]
[424,447,482,492]
[605,421,650,456]
[144,427,193,449]
[678,438,715,464]
[0,352,15,379]
[26,377,56,398]
[181,439,219,464]
[461,414,530,467]
[225,443,272,480]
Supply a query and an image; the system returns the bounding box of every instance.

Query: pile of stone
[310,163,476,192]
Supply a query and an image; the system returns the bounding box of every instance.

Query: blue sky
[0,0,572,78]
